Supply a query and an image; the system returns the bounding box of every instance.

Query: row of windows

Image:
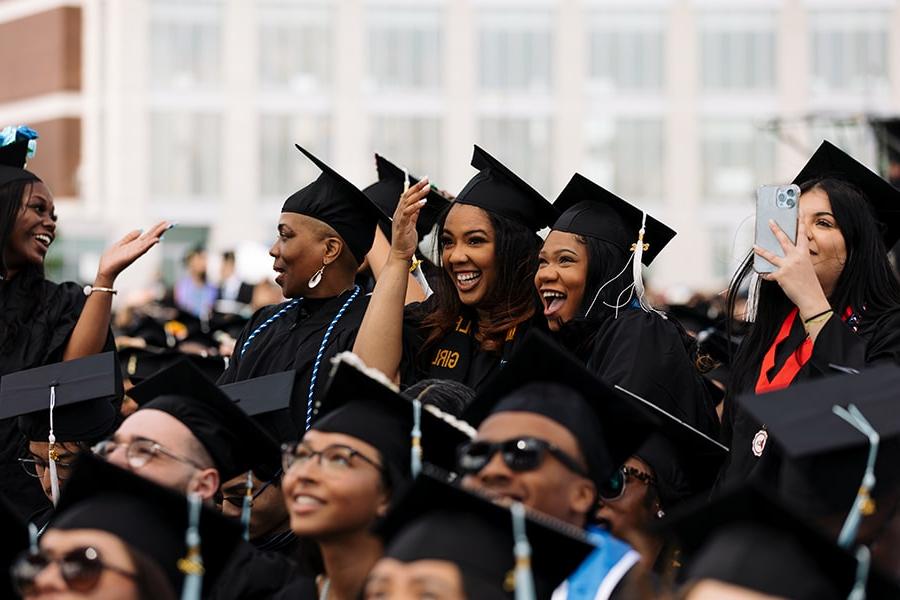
[149,5,893,95]
[149,112,872,207]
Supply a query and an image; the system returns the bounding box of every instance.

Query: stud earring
[656,508,665,519]
[308,263,326,289]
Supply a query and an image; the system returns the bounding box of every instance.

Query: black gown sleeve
[807,307,900,374]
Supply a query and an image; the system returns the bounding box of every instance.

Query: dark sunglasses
[598,465,657,501]
[458,436,589,478]
[215,474,279,507]
[11,546,137,594]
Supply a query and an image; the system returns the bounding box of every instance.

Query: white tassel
[48,385,60,507]
[746,271,760,323]
[410,399,423,478]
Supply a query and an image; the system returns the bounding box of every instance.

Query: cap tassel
[832,404,879,549]
[28,522,39,555]
[510,502,536,600]
[410,398,423,478]
[848,545,871,600]
[47,384,60,506]
[746,271,761,323]
[240,471,253,542]
[178,493,205,600]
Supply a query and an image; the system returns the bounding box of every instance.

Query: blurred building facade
[0,0,898,294]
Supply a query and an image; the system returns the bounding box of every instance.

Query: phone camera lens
[786,198,796,208]
[786,188,796,197]
[778,193,786,203]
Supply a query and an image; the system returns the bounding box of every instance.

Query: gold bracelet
[803,310,833,330]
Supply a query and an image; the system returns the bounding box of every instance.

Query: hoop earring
[308,263,326,289]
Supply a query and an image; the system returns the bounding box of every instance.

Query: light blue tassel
[179,493,204,600]
[241,471,253,541]
[510,502,535,600]
[832,404,879,549]
[848,545,870,600]
[411,399,423,478]
[28,523,39,555]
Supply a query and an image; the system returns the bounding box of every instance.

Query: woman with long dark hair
[353,145,557,389]
[535,173,720,437]
[717,141,900,488]
[0,127,166,520]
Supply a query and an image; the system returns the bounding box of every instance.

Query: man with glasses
[459,332,659,600]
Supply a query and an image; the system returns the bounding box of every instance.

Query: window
[709,223,753,283]
[367,8,442,92]
[259,2,332,92]
[807,121,878,173]
[584,117,664,201]
[478,117,552,197]
[700,120,776,202]
[44,236,105,283]
[149,0,222,91]
[259,114,332,198]
[369,116,442,182]
[699,13,776,91]
[150,112,222,198]
[588,13,664,92]
[478,10,553,93]
[810,11,889,95]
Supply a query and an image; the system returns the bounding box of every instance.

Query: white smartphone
[754,184,800,274]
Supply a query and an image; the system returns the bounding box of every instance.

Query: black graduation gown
[559,309,721,438]
[717,307,900,491]
[0,276,113,520]
[207,539,307,600]
[399,301,543,391]
[218,289,370,430]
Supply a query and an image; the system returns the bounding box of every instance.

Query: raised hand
[754,218,830,319]
[95,221,172,286]
[390,178,429,263]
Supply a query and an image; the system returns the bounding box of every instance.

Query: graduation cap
[793,140,900,248]
[737,366,900,532]
[119,346,226,384]
[309,354,474,484]
[552,173,675,266]
[463,330,659,489]
[666,483,900,600]
[362,153,451,240]
[127,358,281,481]
[220,370,299,444]
[0,125,40,187]
[0,493,28,600]
[52,455,242,597]
[614,386,728,508]
[282,145,384,264]
[376,469,595,600]
[0,352,123,505]
[455,145,558,232]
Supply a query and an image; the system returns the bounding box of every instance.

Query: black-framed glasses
[11,546,137,594]
[18,456,77,478]
[216,473,280,507]
[457,437,590,478]
[598,466,657,501]
[91,438,205,471]
[281,442,383,474]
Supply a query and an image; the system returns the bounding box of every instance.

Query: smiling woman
[0,127,167,522]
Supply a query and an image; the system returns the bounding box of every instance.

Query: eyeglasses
[216,473,280,507]
[91,438,205,471]
[598,466,657,501]
[281,442,383,474]
[11,546,137,594]
[457,437,590,478]
[18,456,77,478]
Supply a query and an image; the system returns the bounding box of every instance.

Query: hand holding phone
[754,184,799,274]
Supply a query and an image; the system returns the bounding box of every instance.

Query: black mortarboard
[463,331,659,488]
[0,493,28,600]
[127,359,281,480]
[738,366,900,516]
[53,455,242,595]
[455,145,558,232]
[0,127,40,188]
[666,483,900,600]
[0,352,122,443]
[362,153,450,240]
[119,346,226,384]
[220,371,299,444]
[376,470,595,600]
[552,173,676,266]
[615,386,728,507]
[793,140,900,247]
[310,356,474,483]
[281,145,383,264]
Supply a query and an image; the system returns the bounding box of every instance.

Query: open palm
[97,221,170,283]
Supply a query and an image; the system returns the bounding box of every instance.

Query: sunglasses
[216,474,279,507]
[598,465,657,501]
[11,546,137,594]
[457,437,589,478]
